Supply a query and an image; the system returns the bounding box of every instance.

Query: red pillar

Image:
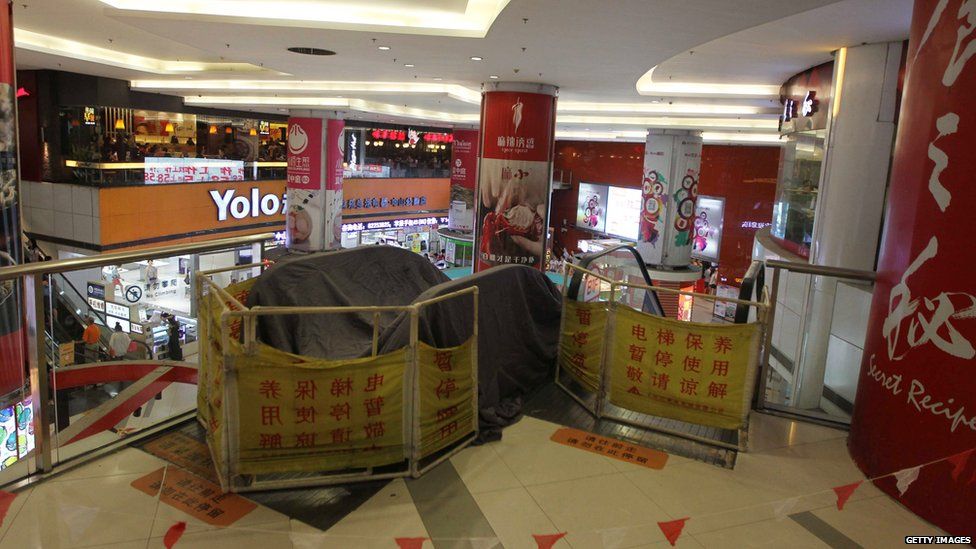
[849,0,976,535]
[474,83,557,272]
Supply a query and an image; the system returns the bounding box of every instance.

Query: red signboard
[850,0,976,536]
[326,119,345,192]
[450,129,479,191]
[286,117,323,190]
[480,91,555,163]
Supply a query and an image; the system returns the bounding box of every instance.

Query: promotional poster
[475,88,556,272]
[575,182,608,233]
[449,129,479,232]
[691,195,725,263]
[637,132,702,267]
[285,117,344,251]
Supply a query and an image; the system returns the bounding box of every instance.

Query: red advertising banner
[475,88,557,272]
[286,117,322,191]
[325,119,345,192]
[849,0,976,536]
[450,129,479,191]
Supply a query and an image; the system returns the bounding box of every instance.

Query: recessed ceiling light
[651,99,661,103]
[489,75,499,79]
[377,45,391,51]
[433,77,443,81]
[470,56,483,61]
[287,47,336,56]
[404,63,415,67]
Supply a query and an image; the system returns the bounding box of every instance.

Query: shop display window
[771,130,825,258]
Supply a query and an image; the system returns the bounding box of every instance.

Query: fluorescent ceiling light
[701,132,783,144]
[98,0,512,38]
[470,56,483,61]
[637,67,779,98]
[377,45,391,51]
[14,28,263,74]
[185,95,481,124]
[555,130,783,145]
[130,79,483,104]
[558,101,771,116]
[557,115,778,130]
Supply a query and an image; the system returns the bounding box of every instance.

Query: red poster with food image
[475,89,557,272]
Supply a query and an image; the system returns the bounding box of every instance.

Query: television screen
[605,186,642,241]
[691,195,725,262]
[576,183,609,233]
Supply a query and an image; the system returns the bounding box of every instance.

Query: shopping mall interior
[0,0,973,547]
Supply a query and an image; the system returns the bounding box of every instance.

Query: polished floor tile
[472,487,561,549]
[450,443,523,495]
[692,517,831,548]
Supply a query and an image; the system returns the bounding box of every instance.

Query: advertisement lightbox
[576,183,609,234]
[605,186,642,241]
[691,195,724,263]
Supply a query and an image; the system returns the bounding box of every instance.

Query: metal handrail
[765,259,876,282]
[567,244,666,317]
[0,232,274,281]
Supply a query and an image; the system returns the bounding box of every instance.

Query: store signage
[691,195,725,263]
[286,117,323,190]
[779,62,833,134]
[259,120,270,135]
[87,297,105,312]
[105,301,130,320]
[107,315,131,333]
[740,221,771,229]
[83,106,96,125]
[782,90,818,123]
[144,158,245,184]
[210,188,288,221]
[345,196,428,210]
[341,216,448,233]
[370,129,455,143]
[87,282,105,301]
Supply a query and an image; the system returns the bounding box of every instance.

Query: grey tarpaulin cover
[246,246,561,440]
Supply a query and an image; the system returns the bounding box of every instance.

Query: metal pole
[26,273,53,473]
[756,267,780,409]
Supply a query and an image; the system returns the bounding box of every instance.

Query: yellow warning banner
[234,345,408,475]
[559,300,608,392]
[608,305,760,429]
[417,337,476,458]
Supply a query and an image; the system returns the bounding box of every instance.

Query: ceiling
[12,0,913,144]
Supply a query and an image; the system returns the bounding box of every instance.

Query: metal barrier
[0,232,273,488]
[196,265,478,492]
[555,263,769,451]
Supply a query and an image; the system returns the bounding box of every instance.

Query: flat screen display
[605,186,642,241]
[576,183,608,234]
[691,195,725,262]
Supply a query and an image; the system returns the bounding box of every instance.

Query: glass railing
[0,232,273,489]
[757,259,876,426]
[63,160,288,186]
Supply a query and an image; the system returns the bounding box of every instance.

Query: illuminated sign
[145,158,245,184]
[740,221,771,230]
[105,301,130,320]
[605,186,642,241]
[342,216,448,233]
[259,120,270,135]
[691,196,725,263]
[87,297,105,312]
[210,188,288,221]
[345,196,428,210]
[106,315,131,333]
[83,107,96,125]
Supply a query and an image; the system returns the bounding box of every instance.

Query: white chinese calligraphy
[944,0,976,86]
[927,112,959,211]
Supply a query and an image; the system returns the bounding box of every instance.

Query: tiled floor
[0,413,948,548]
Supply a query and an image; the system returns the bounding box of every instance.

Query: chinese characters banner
[608,306,759,429]
[475,88,557,272]
[448,128,480,231]
[849,0,976,535]
[559,300,608,392]
[417,338,476,457]
[235,347,407,475]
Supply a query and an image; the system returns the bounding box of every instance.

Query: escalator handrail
[566,244,665,317]
[52,273,110,326]
[734,260,764,324]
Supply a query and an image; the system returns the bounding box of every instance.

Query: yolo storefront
[339,178,451,253]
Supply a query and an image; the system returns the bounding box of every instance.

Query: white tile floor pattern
[0,413,948,548]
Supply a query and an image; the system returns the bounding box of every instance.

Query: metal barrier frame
[197,269,479,492]
[555,262,770,452]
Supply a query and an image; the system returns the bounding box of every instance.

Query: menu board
[576,183,609,233]
[145,158,245,184]
[691,195,725,262]
[605,186,641,240]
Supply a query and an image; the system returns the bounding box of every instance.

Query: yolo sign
[210,188,288,222]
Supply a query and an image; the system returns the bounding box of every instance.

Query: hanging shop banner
[608,305,759,429]
[637,133,702,267]
[449,129,479,231]
[324,118,346,250]
[417,338,476,457]
[559,300,608,392]
[475,88,557,272]
[234,346,407,475]
[849,0,976,535]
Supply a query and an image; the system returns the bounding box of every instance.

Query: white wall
[21,181,100,246]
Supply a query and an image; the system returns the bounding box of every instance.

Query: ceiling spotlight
[404,63,415,67]
[470,56,483,61]
[489,75,499,79]
[651,99,662,104]
[377,45,391,51]
[433,77,443,81]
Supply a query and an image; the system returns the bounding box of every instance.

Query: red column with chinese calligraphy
[448,128,479,232]
[285,115,344,252]
[474,83,557,272]
[849,0,976,536]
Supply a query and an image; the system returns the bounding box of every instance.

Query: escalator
[565,244,665,316]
